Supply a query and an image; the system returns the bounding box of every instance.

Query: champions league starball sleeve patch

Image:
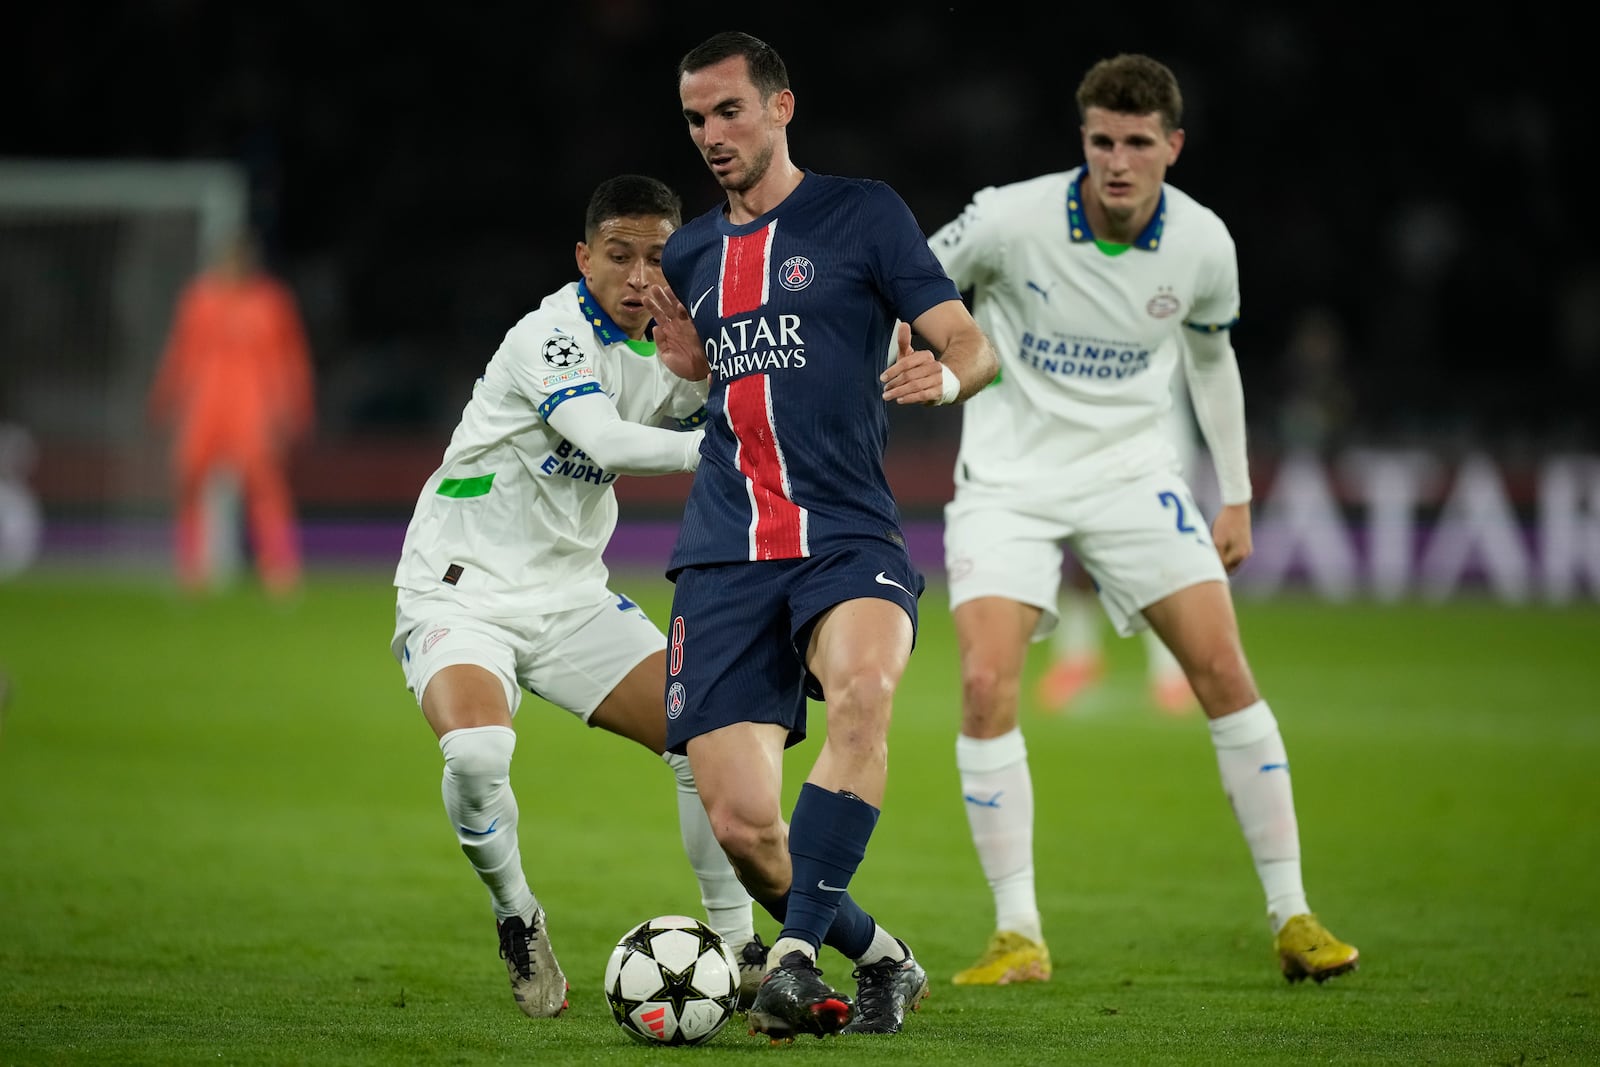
[534,333,597,391]
[541,334,587,369]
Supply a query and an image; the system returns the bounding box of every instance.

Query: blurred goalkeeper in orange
[148,229,314,596]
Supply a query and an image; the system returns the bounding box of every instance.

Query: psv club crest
[1146,290,1181,319]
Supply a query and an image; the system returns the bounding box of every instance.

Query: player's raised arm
[544,391,703,476]
[645,283,710,383]
[880,302,997,406]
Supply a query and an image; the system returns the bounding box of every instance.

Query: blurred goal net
[0,159,247,562]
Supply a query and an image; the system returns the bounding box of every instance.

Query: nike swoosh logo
[874,572,912,596]
[817,880,848,893]
[964,792,1003,808]
[688,285,716,316]
[459,819,499,836]
[1259,762,1289,773]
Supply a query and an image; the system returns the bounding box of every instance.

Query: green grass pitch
[1,568,1597,1064]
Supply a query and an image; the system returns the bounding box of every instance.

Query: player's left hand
[645,284,711,382]
[1212,503,1254,573]
[880,322,952,405]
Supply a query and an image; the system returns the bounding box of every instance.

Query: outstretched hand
[645,284,710,383]
[880,321,950,405]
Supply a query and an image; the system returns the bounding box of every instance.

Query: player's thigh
[685,720,791,830]
[1071,474,1227,638]
[791,543,921,701]
[944,494,1068,641]
[524,592,668,727]
[393,600,521,737]
[588,649,669,754]
[952,596,1042,677]
[1141,580,1251,684]
[665,562,810,756]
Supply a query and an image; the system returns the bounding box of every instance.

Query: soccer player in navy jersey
[643,31,998,1040]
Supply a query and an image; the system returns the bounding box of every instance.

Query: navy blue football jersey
[663,170,960,571]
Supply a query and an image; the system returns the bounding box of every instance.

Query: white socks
[956,728,1042,942]
[664,751,755,947]
[1142,629,1183,683]
[767,936,816,968]
[439,725,536,923]
[1208,700,1310,932]
[1054,591,1103,661]
[856,923,908,966]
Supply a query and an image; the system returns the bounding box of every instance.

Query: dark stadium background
[3,3,1592,573]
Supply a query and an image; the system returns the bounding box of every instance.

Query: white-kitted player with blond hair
[928,53,1358,988]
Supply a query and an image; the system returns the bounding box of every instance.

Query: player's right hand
[645,284,711,382]
[1212,503,1254,573]
[880,321,951,405]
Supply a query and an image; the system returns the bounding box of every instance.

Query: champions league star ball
[603,915,740,1046]
[541,334,583,368]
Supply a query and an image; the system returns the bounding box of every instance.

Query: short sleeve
[927,186,1003,293]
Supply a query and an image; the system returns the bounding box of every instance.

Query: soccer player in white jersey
[1037,369,1199,714]
[928,54,1359,987]
[390,175,761,1019]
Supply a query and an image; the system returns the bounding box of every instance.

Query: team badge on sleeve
[541,334,586,369]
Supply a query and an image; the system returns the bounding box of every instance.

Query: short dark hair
[1075,54,1183,132]
[584,175,682,240]
[678,31,790,102]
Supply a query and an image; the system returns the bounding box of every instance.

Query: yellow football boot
[1274,914,1359,984]
[950,931,1052,985]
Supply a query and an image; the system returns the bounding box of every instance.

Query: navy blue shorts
[663,543,924,755]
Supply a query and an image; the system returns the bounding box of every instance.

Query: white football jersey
[929,167,1239,494]
[393,281,707,616]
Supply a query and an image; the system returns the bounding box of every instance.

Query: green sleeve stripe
[436,473,496,498]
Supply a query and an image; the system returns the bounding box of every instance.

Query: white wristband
[937,363,960,405]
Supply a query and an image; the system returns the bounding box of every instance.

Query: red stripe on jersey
[724,374,807,560]
[719,225,774,317]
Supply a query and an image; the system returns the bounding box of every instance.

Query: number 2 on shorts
[1158,490,1197,534]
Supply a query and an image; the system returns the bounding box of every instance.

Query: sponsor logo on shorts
[666,681,686,720]
[423,628,449,654]
[873,571,912,596]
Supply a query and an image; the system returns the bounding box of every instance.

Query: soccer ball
[603,915,740,1046]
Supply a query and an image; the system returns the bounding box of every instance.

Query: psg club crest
[541,334,586,368]
[666,682,686,720]
[778,256,814,292]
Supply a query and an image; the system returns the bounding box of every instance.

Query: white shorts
[391,589,667,720]
[944,469,1227,640]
